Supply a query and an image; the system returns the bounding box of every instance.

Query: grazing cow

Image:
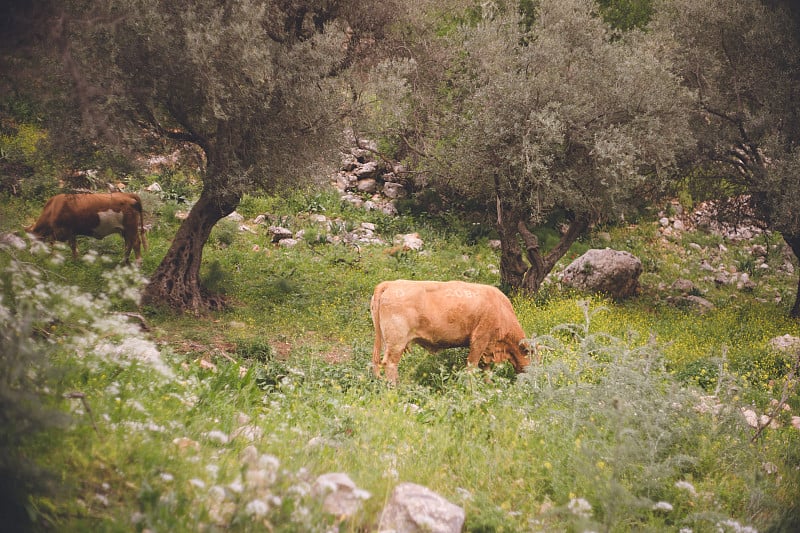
[371,280,531,382]
[27,192,147,264]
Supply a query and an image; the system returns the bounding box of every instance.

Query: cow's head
[510,342,532,374]
[482,342,531,374]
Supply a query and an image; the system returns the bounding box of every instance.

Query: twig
[64,391,101,437]
[118,312,150,331]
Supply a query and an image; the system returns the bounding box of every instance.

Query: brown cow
[371,280,531,382]
[27,192,147,264]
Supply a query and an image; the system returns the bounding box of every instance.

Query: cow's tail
[133,195,148,251]
[370,283,387,375]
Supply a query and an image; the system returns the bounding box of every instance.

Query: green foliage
[2,193,800,531]
[0,121,58,197]
[211,218,240,247]
[596,0,653,30]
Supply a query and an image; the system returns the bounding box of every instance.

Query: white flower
[675,480,697,497]
[652,501,673,511]
[568,497,593,518]
[245,499,269,517]
[189,478,206,489]
[716,519,758,533]
[204,430,229,444]
[160,473,174,482]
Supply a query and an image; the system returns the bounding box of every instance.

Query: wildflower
[207,485,226,502]
[246,468,276,490]
[160,473,174,482]
[716,519,757,533]
[567,497,592,518]
[675,480,697,497]
[189,478,206,489]
[245,499,269,518]
[652,501,674,511]
[204,430,229,444]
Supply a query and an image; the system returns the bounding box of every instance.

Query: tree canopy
[45,0,398,312]
[380,0,693,291]
[652,0,800,315]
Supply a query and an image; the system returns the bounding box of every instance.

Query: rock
[268,226,293,243]
[488,239,502,250]
[381,202,398,216]
[355,161,380,180]
[383,182,408,199]
[357,178,379,194]
[145,182,162,193]
[684,295,715,312]
[342,193,364,208]
[227,211,244,222]
[560,248,642,299]
[395,233,424,251]
[341,153,359,171]
[659,217,670,227]
[673,219,685,231]
[312,473,371,518]
[769,334,800,352]
[699,260,715,272]
[277,238,298,248]
[671,279,695,293]
[378,482,465,533]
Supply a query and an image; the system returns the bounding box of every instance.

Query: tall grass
[1,189,799,531]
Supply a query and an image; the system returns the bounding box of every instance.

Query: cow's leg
[122,223,140,265]
[466,333,492,370]
[68,236,78,259]
[382,342,407,384]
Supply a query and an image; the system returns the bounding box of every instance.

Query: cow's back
[373,280,515,346]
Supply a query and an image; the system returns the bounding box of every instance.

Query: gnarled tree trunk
[141,183,240,313]
[496,196,589,293]
[784,234,800,318]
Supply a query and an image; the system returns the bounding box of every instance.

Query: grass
[2,187,800,532]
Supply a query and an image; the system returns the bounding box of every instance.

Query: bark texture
[784,234,800,318]
[141,186,239,313]
[496,197,589,293]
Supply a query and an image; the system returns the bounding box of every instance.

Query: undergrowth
[1,189,800,532]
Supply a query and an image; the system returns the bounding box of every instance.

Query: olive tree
[652,0,800,316]
[50,0,395,312]
[432,0,693,291]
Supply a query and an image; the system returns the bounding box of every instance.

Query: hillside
[1,187,800,532]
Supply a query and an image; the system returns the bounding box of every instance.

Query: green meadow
[2,188,799,532]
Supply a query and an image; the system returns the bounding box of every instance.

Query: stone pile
[331,138,410,216]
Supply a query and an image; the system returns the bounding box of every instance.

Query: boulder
[383,182,408,199]
[560,248,642,299]
[671,279,696,293]
[355,161,380,180]
[312,473,371,518]
[357,178,379,194]
[378,482,465,533]
[769,334,800,352]
[395,232,424,251]
[268,226,293,243]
